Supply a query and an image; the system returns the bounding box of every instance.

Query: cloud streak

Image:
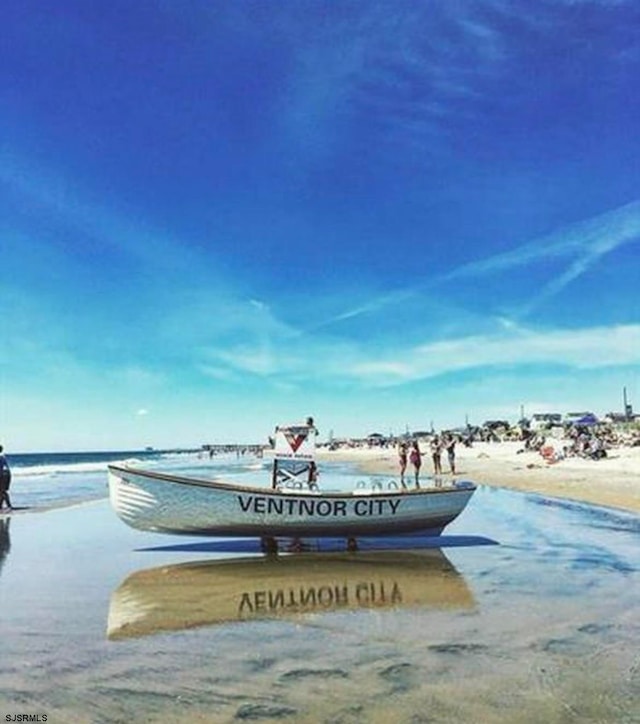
[200,305,640,390]
[345,323,640,387]
[316,199,640,329]
[439,199,640,287]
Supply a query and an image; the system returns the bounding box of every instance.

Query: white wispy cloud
[441,200,640,318]
[440,200,640,286]
[168,200,640,390]
[195,298,640,390]
[269,1,513,166]
[315,199,640,329]
[343,323,640,387]
[306,288,418,332]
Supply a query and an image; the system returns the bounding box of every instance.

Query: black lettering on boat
[286,498,297,515]
[299,498,315,516]
[240,489,399,520]
[333,500,347,517]
[238,495,253,512]
[391,582,402,604]
[354,500,368,516]
[254,591,266,611]
[267,497,284,515]
[388,499,401,515]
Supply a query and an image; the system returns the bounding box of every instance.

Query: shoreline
[3,442,639,518]
[0,493,107,518]
[317,441,640,514]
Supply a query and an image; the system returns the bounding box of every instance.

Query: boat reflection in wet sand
[107,547,474,640]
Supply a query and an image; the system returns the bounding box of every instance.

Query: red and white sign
[274,425,316,459]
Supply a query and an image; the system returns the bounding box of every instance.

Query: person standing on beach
[0,446,12,511]
[409,440,422,486]
[430,435,443,476]
[444,434,457,474]
[398,441,408,486]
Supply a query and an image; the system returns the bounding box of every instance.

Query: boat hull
[108,465,476,538]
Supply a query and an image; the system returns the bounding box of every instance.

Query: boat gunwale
[108,464,476,499]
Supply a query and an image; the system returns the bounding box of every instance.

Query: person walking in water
[0,446,12,512]
[409,440,422,486]
[398,441,408,486]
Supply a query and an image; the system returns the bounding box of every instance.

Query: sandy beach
[317,440,640,514]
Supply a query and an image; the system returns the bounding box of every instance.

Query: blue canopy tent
[573,413,599,426]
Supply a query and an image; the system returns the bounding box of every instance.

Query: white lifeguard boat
[107,423,476,539]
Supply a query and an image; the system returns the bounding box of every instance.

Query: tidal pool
[0,485,638,723]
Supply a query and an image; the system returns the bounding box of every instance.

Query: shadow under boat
[107,543,478,641]
[136,532,497,554]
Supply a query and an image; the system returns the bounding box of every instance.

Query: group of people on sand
[520,425,617,464]
[397,433,457,486]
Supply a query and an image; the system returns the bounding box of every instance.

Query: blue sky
[2,0,639,451]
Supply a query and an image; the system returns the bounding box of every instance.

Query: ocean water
[5,448,273,510]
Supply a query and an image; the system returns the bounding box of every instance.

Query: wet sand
[0,486,638,723]
[318,441,640,514]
